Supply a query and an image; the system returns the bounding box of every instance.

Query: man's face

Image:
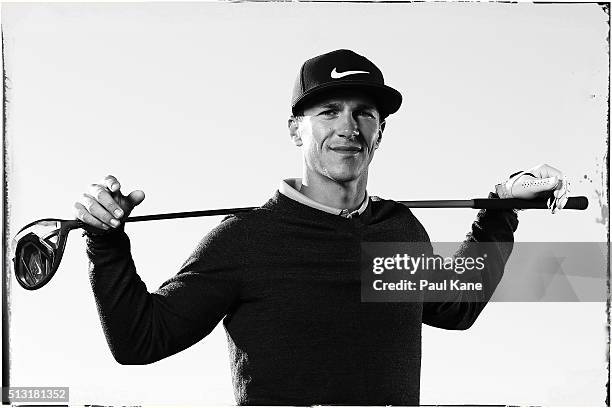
[289,90,384,185]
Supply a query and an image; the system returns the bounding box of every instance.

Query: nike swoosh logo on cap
[331,68,370,79]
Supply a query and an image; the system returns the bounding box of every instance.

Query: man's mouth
[329,145,362,154]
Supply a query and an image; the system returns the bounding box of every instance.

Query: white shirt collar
[279,178,369,218]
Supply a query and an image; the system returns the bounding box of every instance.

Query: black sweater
[86,191,518,405]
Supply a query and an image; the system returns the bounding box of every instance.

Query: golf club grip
[472,196,588,210]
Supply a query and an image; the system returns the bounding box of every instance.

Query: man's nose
[337,111,359,138]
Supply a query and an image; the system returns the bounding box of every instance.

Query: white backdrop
[3,2,609,405]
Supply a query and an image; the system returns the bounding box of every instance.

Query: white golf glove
[495,164,569,214]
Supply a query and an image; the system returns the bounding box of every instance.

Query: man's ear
[374,120,385,149]
[288,116,303,147]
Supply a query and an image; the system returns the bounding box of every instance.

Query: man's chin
[324,169,364,184]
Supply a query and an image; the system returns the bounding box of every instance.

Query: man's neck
[300,172,367,211]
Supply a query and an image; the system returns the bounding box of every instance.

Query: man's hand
[497,164,569,213]
[74,175,145,230]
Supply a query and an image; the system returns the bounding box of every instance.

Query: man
[75,49,568,405]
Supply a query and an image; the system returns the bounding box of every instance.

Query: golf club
[11,195,588,291]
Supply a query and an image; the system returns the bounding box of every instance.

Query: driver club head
[11,219,80,290]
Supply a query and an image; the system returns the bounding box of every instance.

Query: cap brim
[292,80,403,118]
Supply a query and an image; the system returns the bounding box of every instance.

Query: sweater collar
[279,178,369,218]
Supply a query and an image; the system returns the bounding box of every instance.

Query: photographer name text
[373,279,482,291]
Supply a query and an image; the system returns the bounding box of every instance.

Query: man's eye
[358,111,375,118]
[320,109,338,116]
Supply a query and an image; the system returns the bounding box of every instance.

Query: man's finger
[81,194,121,228]
[554,179,568,199]
[557,195,569,211]
[73,202,110,230]
[88,184,125,220]
[127,190,146,208]
[101,175,121,193]
[528,164,563,180]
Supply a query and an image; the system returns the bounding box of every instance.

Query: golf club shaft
[123,196,588,223]
[125,207,256,222]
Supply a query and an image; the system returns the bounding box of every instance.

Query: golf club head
[12,219,81,290]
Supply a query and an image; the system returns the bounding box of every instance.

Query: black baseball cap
[291,49,403,118]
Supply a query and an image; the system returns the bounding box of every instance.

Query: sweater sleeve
[422,192,518,330]
[86,216,245,364]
